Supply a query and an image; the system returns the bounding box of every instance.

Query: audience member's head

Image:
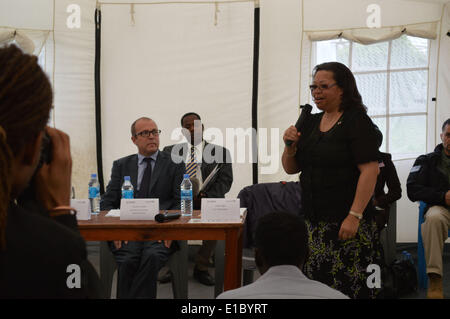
[254,212,309,275]
[0,44,53,249]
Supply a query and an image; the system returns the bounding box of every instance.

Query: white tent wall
[1,0,449,243]
[99,1,255,199]
[53,0,97,200]
[0,0,53,30]
[257,0,302,183]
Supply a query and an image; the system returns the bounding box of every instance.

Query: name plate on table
[120,198,159,220]
[71,199,90,221]
[201,198,240,223]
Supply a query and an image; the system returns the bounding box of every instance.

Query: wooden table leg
[224,228,243,291]
[214,240,225,297]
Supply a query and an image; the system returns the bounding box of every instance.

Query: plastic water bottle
[88,173,100,215]
[121,176,134,199]
[180,174,193,217]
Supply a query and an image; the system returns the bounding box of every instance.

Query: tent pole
[251,3,260,185]
[95,8,105,194]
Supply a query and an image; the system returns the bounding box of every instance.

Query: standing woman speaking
[282,62,382,299]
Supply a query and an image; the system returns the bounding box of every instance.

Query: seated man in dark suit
[100,117,185,299]
[163,112,233,286]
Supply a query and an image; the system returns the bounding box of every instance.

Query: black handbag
[380,253,418,298]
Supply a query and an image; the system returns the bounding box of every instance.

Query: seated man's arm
[169,161,186,210]
[202,148,233,198]
[407,155,446,206]
[100,160,122,211]
[375,154,402,208]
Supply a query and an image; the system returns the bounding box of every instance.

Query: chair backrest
[417,201,450,290]
[238,181,302,248]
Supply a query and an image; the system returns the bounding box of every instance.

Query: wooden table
[78,210,245,293]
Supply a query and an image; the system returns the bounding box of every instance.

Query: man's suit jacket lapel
[201,141,217,178]
[148,151,168,194]
[129,154,139,191]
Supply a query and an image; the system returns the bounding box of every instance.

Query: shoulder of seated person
[10,207,86,253]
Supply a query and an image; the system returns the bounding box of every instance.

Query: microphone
[155,211,181,223]
[285,104,312,146]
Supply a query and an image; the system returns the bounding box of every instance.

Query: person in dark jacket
[162,112,233,286]
[407,118,450,299]
[372,126,402,231]
[0,44,102,298]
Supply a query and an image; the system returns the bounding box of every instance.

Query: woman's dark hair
[313,62,367,113]
[0,45,52,250]
[255,212,309,268]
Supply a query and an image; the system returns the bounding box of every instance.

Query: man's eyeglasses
[309,83,338,92]
[135,129,161,138]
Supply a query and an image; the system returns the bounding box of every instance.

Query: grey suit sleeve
[100,159,122,210]
[204,148,233,198]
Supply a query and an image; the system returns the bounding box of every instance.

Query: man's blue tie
[137,157,152,198]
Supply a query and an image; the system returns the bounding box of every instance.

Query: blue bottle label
[122,189,134,199]
[89,186,99,198]
[180,189,192,200]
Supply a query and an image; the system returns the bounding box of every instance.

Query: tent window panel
[352,42,388,72]
[354,72,387,116]
[389,115,427,160]
[390,70,428,114]
[312,35,430,160]
[315,39,350,67]
[391,36,429,69]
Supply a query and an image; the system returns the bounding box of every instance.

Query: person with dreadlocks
[0,45,102,298]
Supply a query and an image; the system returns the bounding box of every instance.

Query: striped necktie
[185,146,197,178]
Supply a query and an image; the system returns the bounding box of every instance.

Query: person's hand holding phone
[35,126,72,210]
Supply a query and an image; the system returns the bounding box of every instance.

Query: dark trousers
[110,241,171,299]
[195,240,217,271]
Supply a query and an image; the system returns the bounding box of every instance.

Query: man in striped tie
[163,112,233,286]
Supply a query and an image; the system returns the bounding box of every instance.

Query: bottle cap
[91,173,97,178]
[124,176,130,181]
[183,174,190,179]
